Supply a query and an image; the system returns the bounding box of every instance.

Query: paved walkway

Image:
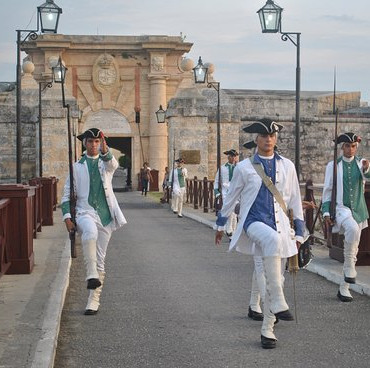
[0,192,369,367]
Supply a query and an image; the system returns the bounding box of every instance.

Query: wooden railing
[186,176,215,213]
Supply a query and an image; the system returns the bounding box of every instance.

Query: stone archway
[83,108,131,135]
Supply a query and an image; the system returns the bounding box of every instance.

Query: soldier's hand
[100,133,108,154]
[64,218,75,233]
[215,230,224,246]
[324,216,334,227]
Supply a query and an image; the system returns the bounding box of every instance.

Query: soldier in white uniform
[322,132,370,302]
[214,149,239,237]
[215,118,304,349]
[169,158,188,218]
[62,128,127,315]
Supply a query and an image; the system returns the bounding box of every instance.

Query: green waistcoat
[177,168,185,188]
[86,156,112,226]
[342,158,369,223]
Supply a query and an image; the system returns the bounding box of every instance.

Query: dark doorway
[105,137,132,192]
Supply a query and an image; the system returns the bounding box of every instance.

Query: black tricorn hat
[175,158,185,163]
[335,132,362,144]
[243,141,257,150]
[77,128,104,141]
[243,118,283,134]
[223,149,239,156]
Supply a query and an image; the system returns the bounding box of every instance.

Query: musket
[60,65,77,258]
[327,69,339,248]
[170,138,176,199]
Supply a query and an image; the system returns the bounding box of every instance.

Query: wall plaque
[180,150,201,165]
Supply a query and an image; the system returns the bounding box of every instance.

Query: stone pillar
[148,74,168,187]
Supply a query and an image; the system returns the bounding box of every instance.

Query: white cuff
[295,235,304,244]
[63,213,72,221]
[323,212,330,218]
[213,224,226,231]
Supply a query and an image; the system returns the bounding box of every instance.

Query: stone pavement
[0,192,369,367]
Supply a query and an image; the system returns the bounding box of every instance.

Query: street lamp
[193,57,221,189]
[38,79,53,177]
[16,0,62,182]
[257,0,301,179]
[155,105,167,124]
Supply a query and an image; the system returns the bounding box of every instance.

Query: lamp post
[193,57,221,181]
[257,0,301,179]
[38,79,53,177]
[16,0,62,182]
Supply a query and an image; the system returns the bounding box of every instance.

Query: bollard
[0,184,35,274]
[39,177,56,226]
[0,198,11,277]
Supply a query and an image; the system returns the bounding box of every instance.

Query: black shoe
[248,306,263,321]
[337,290,353,302]
[178,214,183,218]
[226,232,233,237]
[274,310,294,321]
[84,309,98,315]
[344,276,356,284]
[87,278,101,290]
[173,211,178,214]
[261,335,277,349]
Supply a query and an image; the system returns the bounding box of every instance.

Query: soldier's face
[86,138,101,156]
[342,142,357,158]
[256,133,277,155]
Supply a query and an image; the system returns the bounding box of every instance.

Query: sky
[1,0,370,102]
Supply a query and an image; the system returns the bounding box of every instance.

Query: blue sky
[1,0,369,102]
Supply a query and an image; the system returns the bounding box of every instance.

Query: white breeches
[246,221,288,257]
[339,215,362,279]
[77,212,113,274]
[172,188,186,216]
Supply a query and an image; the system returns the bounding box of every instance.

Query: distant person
[160,166,170,203]
[140,162,153,196]
[169,158,188,218]
[61,128,127,315]
[214,149,239,238]
[322,132,370,302]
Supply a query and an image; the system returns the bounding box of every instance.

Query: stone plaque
[180,150,201,165]
[92,53,119,93]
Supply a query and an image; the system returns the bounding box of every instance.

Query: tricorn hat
[243,141,257,150]
[243,118,283,134]
[175,158,185,163]
[335,132,362,144]
[77,128,104,141]
[223,149,239,156]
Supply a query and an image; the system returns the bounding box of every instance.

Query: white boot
[261,295,277,340]
[343,240,358,281]
[338,281,353,302]
[85,271,106,314]
[82,239,99,280]
[262,256,289,315]
[249,271,262,314]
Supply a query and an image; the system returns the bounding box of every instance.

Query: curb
[31,238,71,368]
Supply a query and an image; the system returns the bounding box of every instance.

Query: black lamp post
[16,0,62,182]
[193,56,221,180]
[257,0,301,179]
[38,79,53,177]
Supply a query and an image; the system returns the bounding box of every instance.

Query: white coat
[322,157,369,232]
[61,154,127,231]
[214,164,234,200]
[169,167,188,196]
[219,155,304,258]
